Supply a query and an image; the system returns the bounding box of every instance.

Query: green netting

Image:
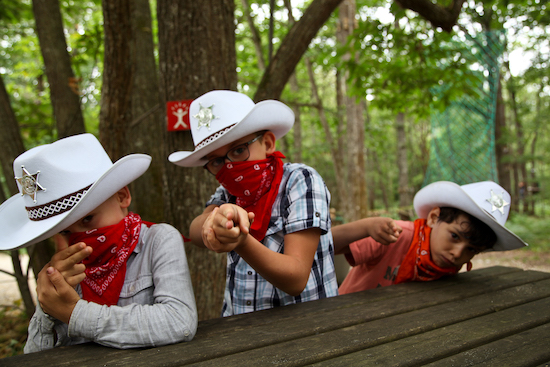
[423,31,506,187]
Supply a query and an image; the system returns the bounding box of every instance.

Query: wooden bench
[4,266,550,366]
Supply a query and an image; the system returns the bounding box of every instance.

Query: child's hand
[368,217,402,245]
[37,266,81,325]
[202,204,253,253]
[50,234,92,288]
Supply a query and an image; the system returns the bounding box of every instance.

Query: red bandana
[69,212,143,306]
[394,218,467,284]
[216,151,285,242]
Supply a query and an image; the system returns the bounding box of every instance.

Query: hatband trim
[26,184,93,221]
[195,124,236,150]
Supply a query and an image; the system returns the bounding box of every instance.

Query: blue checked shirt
[206,162,339,316]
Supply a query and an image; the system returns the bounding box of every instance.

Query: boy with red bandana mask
[169,90,338,316]
[333,181,528,294]
[0,134,197,352]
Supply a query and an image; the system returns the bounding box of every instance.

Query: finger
[66,273,86,288]
[54,234,69,253]
[219,206,236,230]
[204,228,225,252]
[52,241,86,262]
[52,244,92,272]
[61,263,87,278]
[46,267,71,294]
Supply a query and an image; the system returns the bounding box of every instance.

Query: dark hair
[437,207,497,250]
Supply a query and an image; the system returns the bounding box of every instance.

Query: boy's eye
[228,145,247,159]
[210,157,225,168]
[450,232,459,240]
[82,215,94,224]
[59,230,70,235]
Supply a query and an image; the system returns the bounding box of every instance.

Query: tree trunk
[508,77,528,213]
[99,0,133,160]
[242,0,266,71]
[254,0,344,101]
[11,250,35,318]
[0,75,51,317]
[284,0,301,163]
[306,58,346,213]
[157,0,237,321]
[32,0,85,138]
[99,0,165,224]
[337,0,367,222]
[495,76,512,202]
[529,85,543,215]
[396,112,412,219]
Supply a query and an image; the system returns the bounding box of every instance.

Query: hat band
[26,184,92,221]
[195,124,236,150]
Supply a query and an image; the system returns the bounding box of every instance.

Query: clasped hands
[36,235,92,324]
[201,204,255,253]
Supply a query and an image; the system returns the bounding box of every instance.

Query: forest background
[0,0,549,356]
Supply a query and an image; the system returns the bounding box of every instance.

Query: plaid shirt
[207,162,339,316]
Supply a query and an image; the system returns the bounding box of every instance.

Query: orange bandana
[395,218,465,284]
[216,152,285,242]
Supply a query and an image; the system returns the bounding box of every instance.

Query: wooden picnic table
[4,265,550,366]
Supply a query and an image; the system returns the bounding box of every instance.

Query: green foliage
[342,8,482,117]
[0,307,29,358]
[507,213,550,252]
[0,1,55,146]
[0,0,102,149]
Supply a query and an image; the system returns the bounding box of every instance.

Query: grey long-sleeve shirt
[24,223,198,352]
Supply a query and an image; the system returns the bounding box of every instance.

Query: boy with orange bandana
[169,90,338,316]
[0,134,197,352]
[333,181,528,294]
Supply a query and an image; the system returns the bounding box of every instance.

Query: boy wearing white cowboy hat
[332,181,528,294]
[169,90,338,316]
[0,133,197,352]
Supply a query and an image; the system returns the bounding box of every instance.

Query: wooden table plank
[93,269,550,366]
[183,278,550,367]
[309,296,550,367]
[422,322,550,367]
[3,267,548,367]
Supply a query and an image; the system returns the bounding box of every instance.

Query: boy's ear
[426,207,440,228]
[116,186,132,209]
[262,131,277,155]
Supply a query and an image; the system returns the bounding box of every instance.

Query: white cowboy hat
[0,133,151,250]
[414,181,528,252]
[168,90,294,167]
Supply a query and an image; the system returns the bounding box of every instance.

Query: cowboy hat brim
[414,181,527,252]
[0,154,151,250]
[168,100,294,167]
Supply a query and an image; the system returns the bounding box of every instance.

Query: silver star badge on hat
[486,189,509,215]
[193,103,218,130]
[15,166,46,203]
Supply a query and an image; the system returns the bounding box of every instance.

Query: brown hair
[437,207,497,250]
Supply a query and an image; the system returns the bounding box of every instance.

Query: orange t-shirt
[338,220,414,295]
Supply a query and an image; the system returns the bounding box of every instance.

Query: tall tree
[32,0,85,137]
[99,0,165,222]
[0,75,54,318]
[337,0,367,222]
[157,0,237,320]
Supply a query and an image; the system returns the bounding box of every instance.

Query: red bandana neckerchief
[69,212,144,306]
[216,151,285,242]
[394,218,469,284]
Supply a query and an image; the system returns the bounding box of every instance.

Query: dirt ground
[467,249,550,273]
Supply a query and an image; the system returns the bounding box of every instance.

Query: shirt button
[315,212,320,217]
[130,285,135,292]
[248,271,253,275]
[246,300,252,306]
